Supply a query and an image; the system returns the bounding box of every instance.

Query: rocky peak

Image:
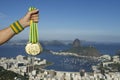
[73,39,80,47]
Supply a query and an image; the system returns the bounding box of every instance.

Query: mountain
[5,40,66,46]
[64,39,101,57]
[42,40,65,46]
[73,39,81,47]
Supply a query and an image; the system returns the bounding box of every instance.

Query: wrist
[10,20,24,34]
[19,19,29,28]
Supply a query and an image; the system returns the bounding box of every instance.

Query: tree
[116,50,120,63]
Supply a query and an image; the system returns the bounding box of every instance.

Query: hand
[19,9,39,28]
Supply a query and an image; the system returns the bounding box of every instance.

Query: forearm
[0,20,26,45]
[0,9,39,45]
[0,27,15,45]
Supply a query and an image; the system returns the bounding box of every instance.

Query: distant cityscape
[1,39,120,80]
[0,54,120,80]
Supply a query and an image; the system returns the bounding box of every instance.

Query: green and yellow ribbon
[29,7,39,43]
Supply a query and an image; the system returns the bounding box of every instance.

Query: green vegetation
[108,63,120,72]
[98,62,120,72]
[35,61,53,70]
[0,66,28,80]
[65,46,100,57]
[46,61,53,66]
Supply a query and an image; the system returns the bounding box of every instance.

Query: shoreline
[50,50,99,60]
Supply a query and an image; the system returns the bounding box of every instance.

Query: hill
[0,66,28,80]
[64,39,101,57]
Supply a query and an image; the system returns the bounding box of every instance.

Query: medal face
[25,43,42,56]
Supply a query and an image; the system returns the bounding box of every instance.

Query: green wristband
[10,21,24,34]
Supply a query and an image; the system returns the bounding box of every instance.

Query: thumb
[28,9,39,15]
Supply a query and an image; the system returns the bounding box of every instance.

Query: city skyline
[0,0,120,42]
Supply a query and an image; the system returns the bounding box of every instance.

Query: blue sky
[0,0,120,42]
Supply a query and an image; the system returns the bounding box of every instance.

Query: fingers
[31,14,39,17]
[31,17,39,23]
[28,10,39,23]
[31,14,39,23]
[28,9,39,15]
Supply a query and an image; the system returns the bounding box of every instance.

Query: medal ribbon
[29,7,39,43]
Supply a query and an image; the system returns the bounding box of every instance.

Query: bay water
[0,42,120,72]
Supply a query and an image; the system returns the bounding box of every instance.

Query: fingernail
[36,9,39,11]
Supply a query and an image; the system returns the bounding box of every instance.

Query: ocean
[0,42,120,72]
